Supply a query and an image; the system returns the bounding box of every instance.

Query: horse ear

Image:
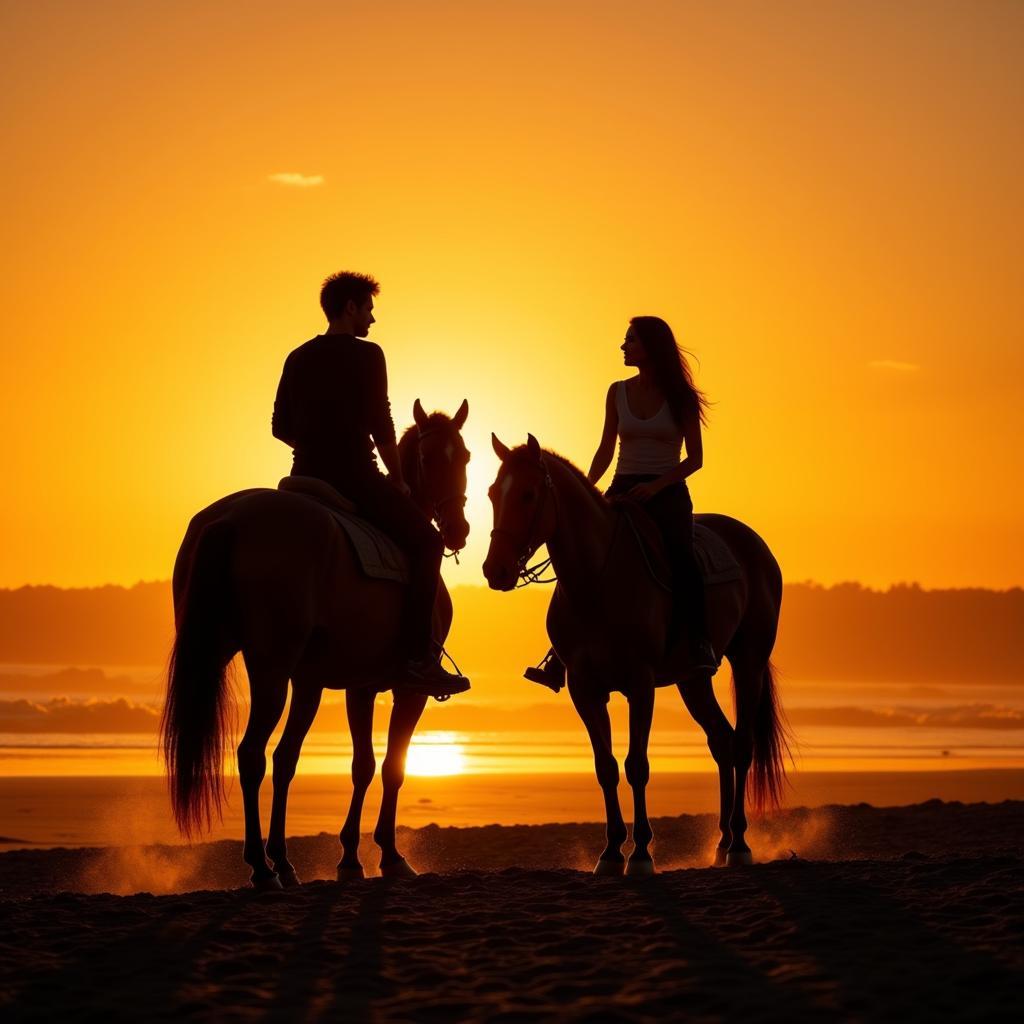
[492,433,511,462]
[526,434,541,460]
[413,399,428,429]
[453,399,469,429]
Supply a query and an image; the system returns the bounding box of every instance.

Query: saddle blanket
[624,506,742,588]
[693,523,743,586]
[278,476,409,584]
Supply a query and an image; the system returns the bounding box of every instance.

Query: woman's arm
[586,383,619,485]
[626,408,703,500]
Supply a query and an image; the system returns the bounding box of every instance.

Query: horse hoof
[713,848,728,868]
[626,857,656,878]
[277,867,301,889]
[726,850,754,867]
[593,858,626,877]
[251,872,283,891]
[380,857,418,879]
[336,864,365,882]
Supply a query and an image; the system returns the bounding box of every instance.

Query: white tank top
[614,380,685,476]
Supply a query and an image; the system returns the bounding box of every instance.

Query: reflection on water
[2,725,1023,778]
[3,672,1024,776]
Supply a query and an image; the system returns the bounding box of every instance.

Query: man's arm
[271,355,296,445]
[367,346,407,491]
[377,441,409,494]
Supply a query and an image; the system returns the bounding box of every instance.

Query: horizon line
[1,579,1022,596]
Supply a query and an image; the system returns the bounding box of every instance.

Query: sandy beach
[4,768,1024,852]
[1,799,1021,1021]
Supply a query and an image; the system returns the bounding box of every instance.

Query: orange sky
[2,0,1022,590]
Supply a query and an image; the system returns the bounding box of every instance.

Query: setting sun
[404,733,467,777]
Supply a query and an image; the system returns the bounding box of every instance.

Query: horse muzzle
[440,518,470,554]
[482,553,516,591]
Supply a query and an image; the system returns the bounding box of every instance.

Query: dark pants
[297,459,443,658]
[606,474,708,645]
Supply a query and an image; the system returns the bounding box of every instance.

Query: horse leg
[237,661,290,888]
[624,683,656,877]
[727,664,764,866]
[568,680,627,875]
[679,677,736,866]
[337,687,377,880]
[373,691,428,878]
[265,683,322,887]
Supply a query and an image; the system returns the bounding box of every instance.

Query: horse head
[405,398,472,553]
[483,432,556,591]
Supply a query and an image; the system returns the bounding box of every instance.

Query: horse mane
[505,445,608,506]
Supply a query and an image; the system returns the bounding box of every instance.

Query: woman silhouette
[525,316,716,689]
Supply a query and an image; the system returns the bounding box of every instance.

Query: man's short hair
[320,272,380,320]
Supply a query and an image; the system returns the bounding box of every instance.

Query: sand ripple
[1,801,1022,1021]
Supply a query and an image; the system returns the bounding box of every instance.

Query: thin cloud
[0,667,147,695]
[268,172,325,188]
[0,697,159,733]
[787,704,1024,730]
[868,359,920,372]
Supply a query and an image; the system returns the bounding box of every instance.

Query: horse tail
[161,519,237,838]
[749,659,792,813]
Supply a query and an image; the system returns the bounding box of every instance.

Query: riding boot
[670,540,718,677]
[400,654,471,698]
[688,631,718,676]
[665,598,716,675]
[399,637,471,699]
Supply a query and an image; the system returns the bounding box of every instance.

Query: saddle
[278,476,409,584]
[619,504,742,590]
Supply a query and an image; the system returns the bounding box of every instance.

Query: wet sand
[1,800,1021,1021]
[3,768,1024,850]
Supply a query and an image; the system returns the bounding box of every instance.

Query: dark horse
[161,400,471,888]
[483,435,789,874]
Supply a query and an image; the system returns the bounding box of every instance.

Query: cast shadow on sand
[6,852,1021,1021]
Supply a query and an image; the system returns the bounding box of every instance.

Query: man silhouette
[272,271,469,697]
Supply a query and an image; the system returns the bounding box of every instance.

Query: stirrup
[431,644,468,701]
[523,651,565,692]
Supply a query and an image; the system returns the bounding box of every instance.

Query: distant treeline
[774,582,1023,683]
[0,583,172,666]
[0,580,1020,683]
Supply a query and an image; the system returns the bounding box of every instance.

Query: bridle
[415,424,469,560]
[489,460,558,587]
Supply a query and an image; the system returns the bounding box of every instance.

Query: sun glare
[404,733,467,777]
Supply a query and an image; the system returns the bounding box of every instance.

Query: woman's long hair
[630,316,709,429]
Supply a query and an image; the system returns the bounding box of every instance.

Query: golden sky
[2,0,1022,590]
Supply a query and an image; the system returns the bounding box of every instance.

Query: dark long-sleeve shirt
[272,333,396,480]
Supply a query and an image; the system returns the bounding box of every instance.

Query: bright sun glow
[404,733,467,777]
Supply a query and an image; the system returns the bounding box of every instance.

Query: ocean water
[2,729,1023,778]
[2,668,1023,848]
[2,665,1022,778]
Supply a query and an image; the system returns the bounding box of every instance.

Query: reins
[409,420,469,690]
[411,423,468,560]
[490,461,559,587]
[493,457,644,591]
[619,506,673,593]
[516,555,556,587]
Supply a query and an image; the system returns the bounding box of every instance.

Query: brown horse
[161,400,471,888]
[483,434,788,874]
